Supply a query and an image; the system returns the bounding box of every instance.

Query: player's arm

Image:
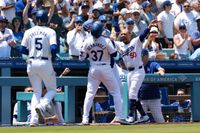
[110,40,117,57]
[79,42,88,61]
[50,30,58,57]
[154,62,165,76]
[139,19,158,42]
[47,0,55,24]
[20,31,29,55]
[23,0,32,25]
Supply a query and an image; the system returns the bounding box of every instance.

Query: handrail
[1,73,200,124]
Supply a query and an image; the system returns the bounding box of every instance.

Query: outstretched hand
[60,68,70,77]
[148,19,159,29]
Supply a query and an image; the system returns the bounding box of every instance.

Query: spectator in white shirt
[174,1,198,36]
[0,16,15,57]
[67,16,87,60]
[0,0,16,23]
[170,0,184,17]
[132,9,147,36]
[157,0,175,48]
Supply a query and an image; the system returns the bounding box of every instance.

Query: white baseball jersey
[115,37,143,69]
[115,37,145,100]
[80,36,116,65]
[80,36,124,121]
[21,26,57,59]
[21,25,57,125]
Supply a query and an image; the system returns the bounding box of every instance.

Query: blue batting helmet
[83,19,93,32]
[91,21,103,38]
[36,9,48,24]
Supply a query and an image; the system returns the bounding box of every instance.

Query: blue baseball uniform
[139,61,165,123]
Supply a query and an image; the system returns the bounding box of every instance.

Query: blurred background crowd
[0,0,199,60]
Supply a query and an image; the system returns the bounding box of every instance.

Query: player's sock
[135,100,146,116]
[128,99,136,117]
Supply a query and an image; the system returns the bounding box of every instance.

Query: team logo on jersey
[121,46,137,58]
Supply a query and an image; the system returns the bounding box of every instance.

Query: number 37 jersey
[21,26,57,58]
[80,36,116,65]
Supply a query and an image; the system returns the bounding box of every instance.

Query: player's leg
[40,61,57,107]
[127,69,149,123]
[28,74,43,125]
[54,102,65,124]
[148,99,165,123]
[140,100,149,114]
[112,64,123,98]
[101,67,123,121]
[82,70,100,124]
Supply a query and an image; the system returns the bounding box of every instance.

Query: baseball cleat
[126,116,134,123]
[133,115,150,124]
[35,104,45,124]
[112,118,132,125]
[81,117,89,125]
[29,123,38,127]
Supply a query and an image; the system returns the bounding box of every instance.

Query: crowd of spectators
[0,0,199,60]
[2,0,197,125]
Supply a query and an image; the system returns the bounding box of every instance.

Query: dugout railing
[1,74,200,125]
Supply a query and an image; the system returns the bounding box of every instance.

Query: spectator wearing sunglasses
[174,1,198,36]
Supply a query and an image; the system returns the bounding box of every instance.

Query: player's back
[24,26,56,58]
[84,36,115,65]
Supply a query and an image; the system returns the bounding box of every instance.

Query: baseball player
[115,19,158,123]
[139,48,165,123]
[79,21,129,125]
[20,9,58,127]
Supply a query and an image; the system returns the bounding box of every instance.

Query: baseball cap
[69,7,77,13]
[163,0,172,8]
[120,8,128,15]
[141,49,149,56]
[81,3,89,9]
[126,18,134,24]
[132,9,140,14]
[150,26,159,33]
[142,1,151,9]
[103,0,111,4]
[179,23,186,29]
[0,16,7,23]
[75,16,83,23]
[98,15,107,21]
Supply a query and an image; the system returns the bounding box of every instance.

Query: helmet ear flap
[91,21,103,38]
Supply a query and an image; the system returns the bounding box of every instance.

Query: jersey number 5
[91,50,103,61]
[35,38,42,50]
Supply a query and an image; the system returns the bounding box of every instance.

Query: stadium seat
[160,87,178,122]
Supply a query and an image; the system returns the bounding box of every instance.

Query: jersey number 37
[91,50,103,61]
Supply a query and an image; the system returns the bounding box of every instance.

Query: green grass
[1,123,200,133]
